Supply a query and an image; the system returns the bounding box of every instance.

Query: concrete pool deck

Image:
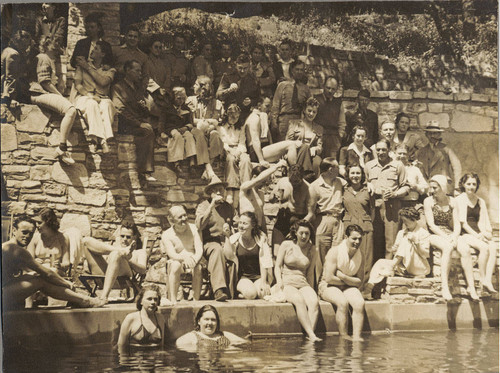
[3,299,498,347]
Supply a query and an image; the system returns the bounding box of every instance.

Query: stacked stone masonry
[1,89,498,300]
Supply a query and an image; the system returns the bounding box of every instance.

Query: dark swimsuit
[129,313,162,347]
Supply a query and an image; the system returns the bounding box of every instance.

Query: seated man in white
[363,207,430,299]
[82,218,148,303]
[161,204,203,303]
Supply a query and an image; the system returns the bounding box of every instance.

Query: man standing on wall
[344,89,379,148]
[314,76,346,159]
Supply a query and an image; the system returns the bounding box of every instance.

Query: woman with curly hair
[117,284,165,354]
[286,96,323,178]
[275,220,321,342]
[223,211,274,299]
[456,173,498,294]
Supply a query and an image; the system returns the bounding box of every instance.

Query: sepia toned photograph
[1,1,498,371]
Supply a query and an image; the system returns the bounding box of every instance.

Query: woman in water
[117,284,165,354]
[455,173,497,295]
[176,305,247,349]
[423,175,479,301]
[274,220,321,342]
[224,211,273,299]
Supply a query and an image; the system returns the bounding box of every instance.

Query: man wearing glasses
[82,219,148,304]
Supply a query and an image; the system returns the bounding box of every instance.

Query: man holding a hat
[416,120,462,193]
[195,176,235,301]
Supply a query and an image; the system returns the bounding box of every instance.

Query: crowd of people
[1,8,498,344]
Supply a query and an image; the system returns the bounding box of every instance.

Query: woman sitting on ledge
[176,305,247,350]
[274,220,321,342]
[223,211,273,299]
[363,207,431,299]
[456,173,498,295]
[117,284,165,354]
[423,175,479,301]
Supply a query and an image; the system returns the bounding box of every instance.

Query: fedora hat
[424,120,444,132]
[204,175,227,196]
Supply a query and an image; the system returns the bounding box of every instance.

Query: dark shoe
[214,289,228,302]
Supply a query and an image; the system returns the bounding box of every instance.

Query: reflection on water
[4,329,499,372]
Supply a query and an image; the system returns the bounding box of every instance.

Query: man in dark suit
[344,89,379,148]
[70,13,113,68]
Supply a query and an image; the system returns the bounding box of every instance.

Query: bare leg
[283,285,320,341]
[344,287,365,341]
[81,237,110,275]
[168,260,183,304]
[457,240,480,300]
[237,277,258,299]
[484,242,498,292]
[299,286,320,331]
[430,235,453,300]
[464,234,489,286]
[2,275,97,309]
[320,286,349,337]
[100,251,133,301]
[262,141,298,164]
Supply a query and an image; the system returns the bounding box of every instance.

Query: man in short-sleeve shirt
[365,139,409,260]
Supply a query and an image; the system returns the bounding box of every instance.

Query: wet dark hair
[239,211,262,240]
[38,207,60,231]
[195,305,221,333]
[136,284,161,310]
[319,157,339,174]
[251,164,267,178]
[345,164,366,186]
[398,207,420,221]
[13,215,36,229]
[459,173,480,193]
[345,224,363,237]
[288,219,315,244]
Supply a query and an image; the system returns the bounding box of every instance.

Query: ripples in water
[4,329,499,372]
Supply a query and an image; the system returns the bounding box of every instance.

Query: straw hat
[424,120,444,132]
[204,175,227,196]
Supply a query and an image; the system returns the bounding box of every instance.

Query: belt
[318,211,341,218]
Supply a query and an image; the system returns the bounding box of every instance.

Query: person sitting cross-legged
[318,224,365,341]
[363,207,431,300]
[2,215,104,310]
[82,218,148,304]
[161,204,203,304]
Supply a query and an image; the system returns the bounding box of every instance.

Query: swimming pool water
[4,329,499,372]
